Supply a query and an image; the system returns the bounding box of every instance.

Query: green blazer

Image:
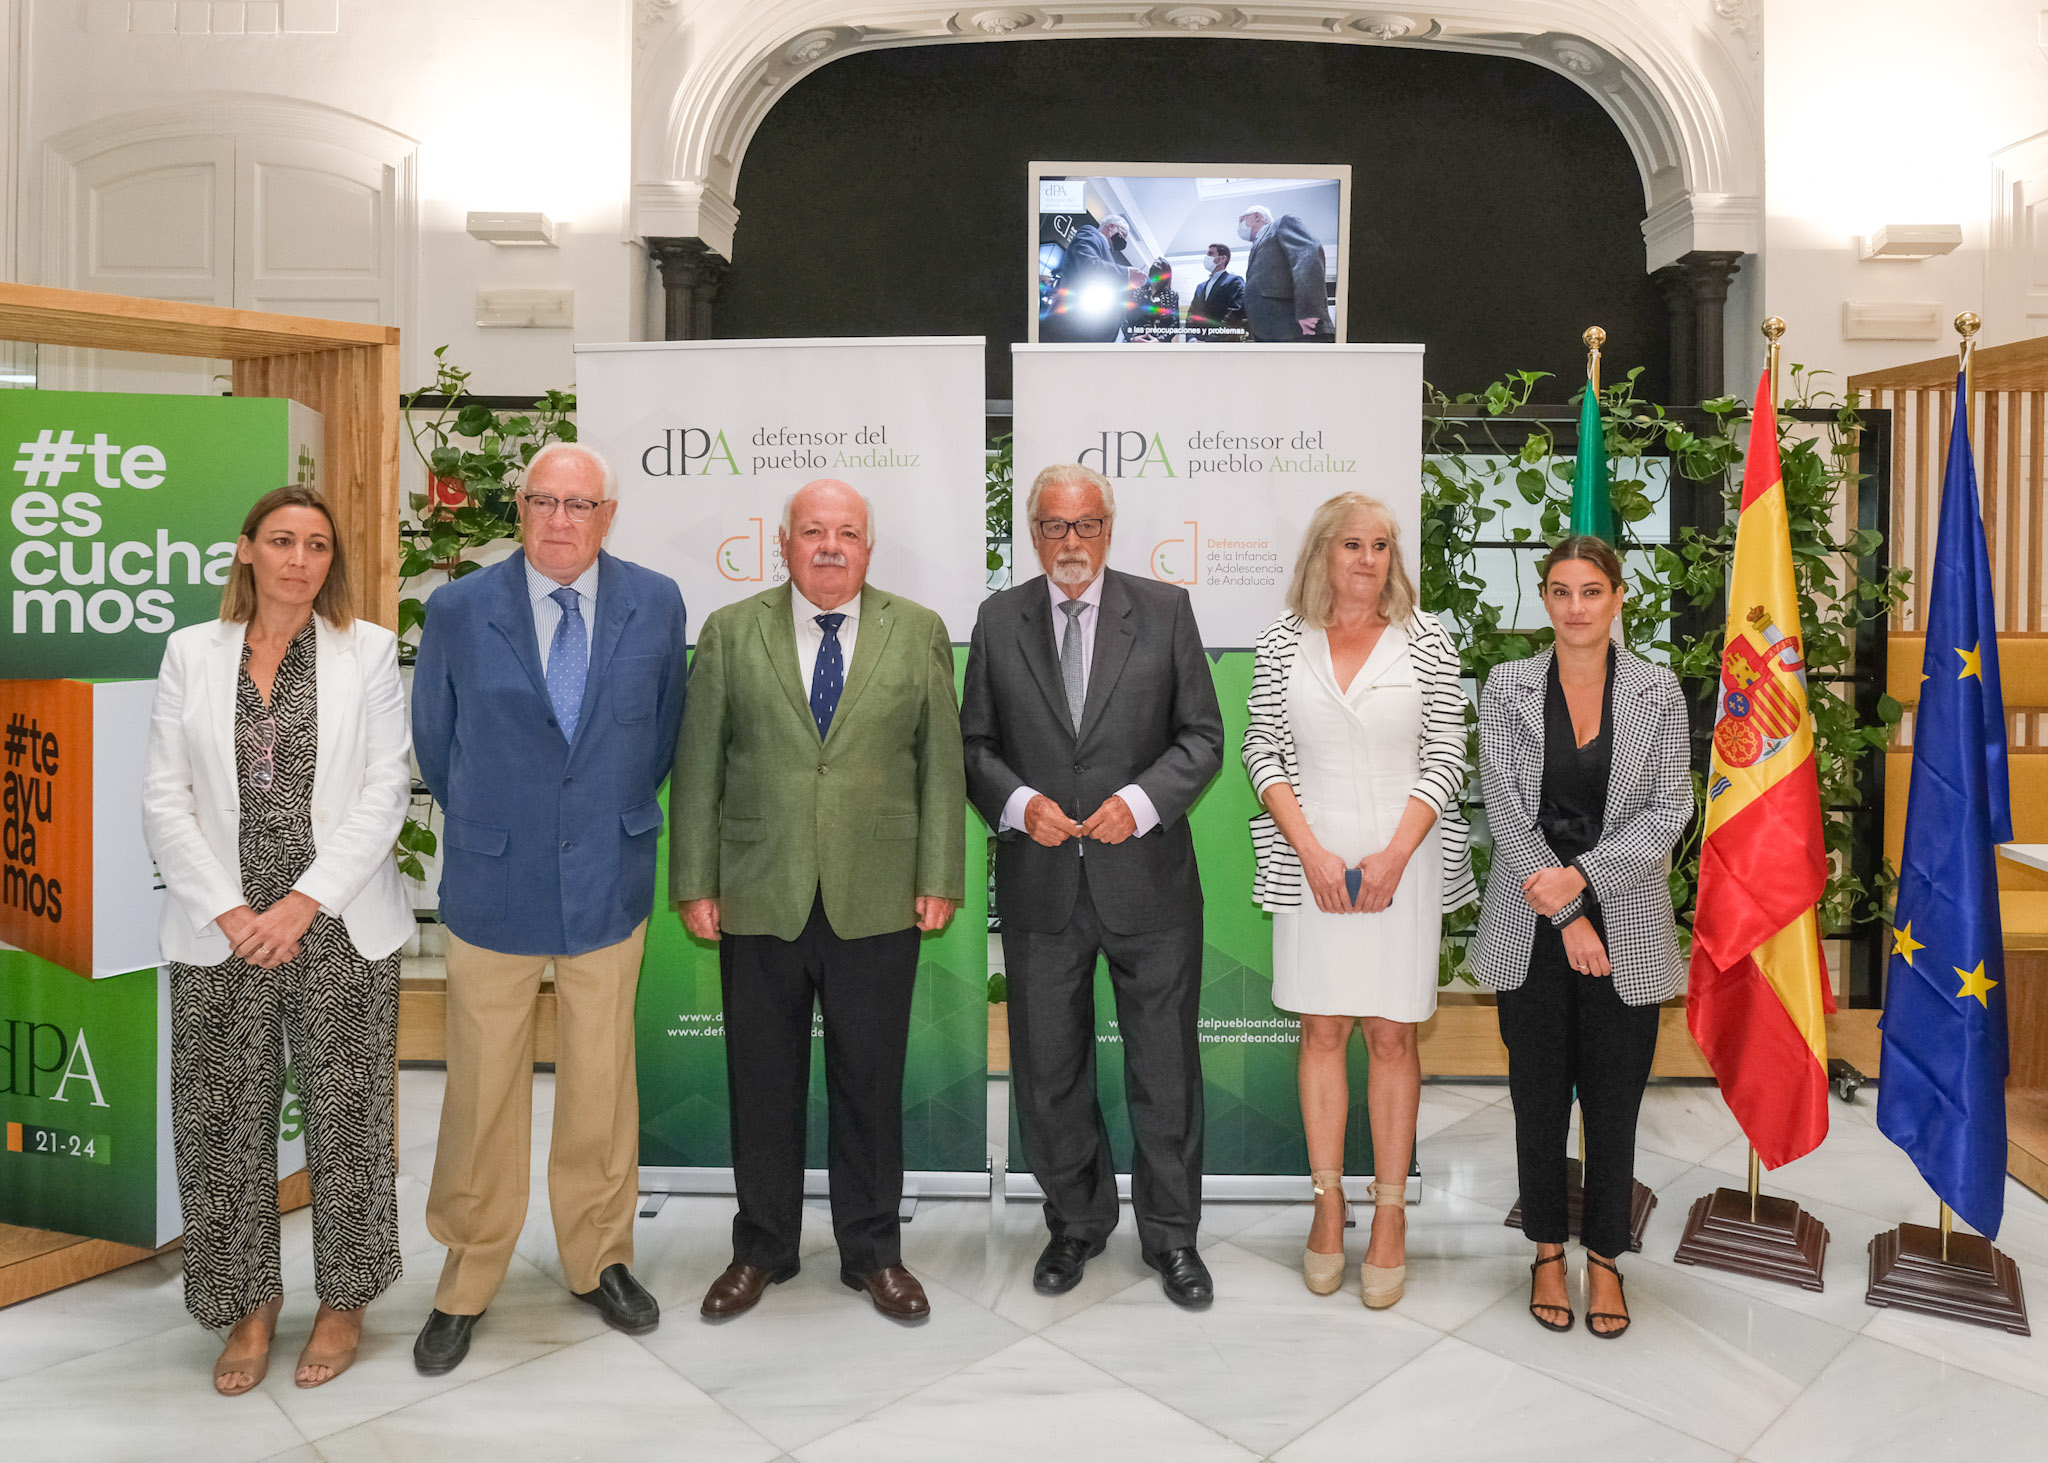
[669,582,966,941]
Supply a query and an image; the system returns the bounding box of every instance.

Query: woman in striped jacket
[1243,492,1475,1308]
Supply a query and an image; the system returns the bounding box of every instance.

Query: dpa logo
[1077,430,1175,479]
[641,428,740,477]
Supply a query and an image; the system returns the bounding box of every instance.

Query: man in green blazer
[671,479,964,1324]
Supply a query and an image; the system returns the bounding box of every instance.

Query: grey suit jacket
[1469,647,1693,1006]
[1243,214,1333,341]
[961,569,1225,935]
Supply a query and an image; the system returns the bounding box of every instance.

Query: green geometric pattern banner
[1009,651,1374,1180]
[635,648,990,1174]
[0,949,164,1248]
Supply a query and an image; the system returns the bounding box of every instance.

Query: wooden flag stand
[1866,1201,2030,1335]
[1503,1110,1657,1253]
[1672,1145,1830,1289]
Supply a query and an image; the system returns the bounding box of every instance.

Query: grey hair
[1099,213,1130,237]
[1023,463,1117,531]
[779,484,877,546]
[1284,492,1417,628]
[524,440,617,499]
[1240,203,1274,227]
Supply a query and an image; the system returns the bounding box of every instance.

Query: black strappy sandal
[1528,1250,1573,1332]
[1585,1254,1630,1339]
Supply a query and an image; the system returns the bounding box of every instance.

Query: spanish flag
[1686,374,1834,1169]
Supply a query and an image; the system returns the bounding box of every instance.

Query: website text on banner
[1011,343,1425,1180]
[574,338,990,1180]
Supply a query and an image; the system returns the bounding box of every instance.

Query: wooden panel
[1850,334,2048,392]
[1888,633,2048,708]
[399,979,558,1065]
[233,342,402,628]
[1,1171,312,1309]
[0,282,392,357]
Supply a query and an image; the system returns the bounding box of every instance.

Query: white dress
[1270,622,1445,1021]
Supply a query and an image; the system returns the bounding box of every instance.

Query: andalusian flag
[1686,373,1833,1169]
[1877,372,2013,1238]
[1571,381,1615,542]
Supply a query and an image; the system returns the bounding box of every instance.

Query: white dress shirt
[527,557,600,672]
[999,573,1161,839]
[792,582,861,687]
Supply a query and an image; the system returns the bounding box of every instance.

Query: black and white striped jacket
[1470,647,1692,1006]
[1242,611,1477,913]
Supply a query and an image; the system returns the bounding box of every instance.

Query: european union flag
[1877,369,2014,1238]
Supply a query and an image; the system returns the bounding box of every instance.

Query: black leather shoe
[413,1309,481,1375]
[1144,1247,1214,1309]
[1033,1235,1107,1296]
[574,1263,660,1335]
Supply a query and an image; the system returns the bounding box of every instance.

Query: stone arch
[632,2,1759,271]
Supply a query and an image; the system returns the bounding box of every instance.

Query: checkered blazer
[1469,646,1692,1006]
[1241,610,1476,912]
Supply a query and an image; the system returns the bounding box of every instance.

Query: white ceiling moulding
[1858,224,1963,261]
[85,0,340,35]
[639,3,1762,272]
[1841,301,1944,341]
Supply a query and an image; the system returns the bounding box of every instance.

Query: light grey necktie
[1059,598,1087,730]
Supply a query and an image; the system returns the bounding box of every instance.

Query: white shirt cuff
[1116,784,1160,836]
[999,785,1040,833]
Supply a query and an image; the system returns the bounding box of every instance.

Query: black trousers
[1003,862,1205,1256]
[720,892,919,1276]
[1496,956,1661,1259]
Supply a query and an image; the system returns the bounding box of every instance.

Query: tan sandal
[1303,1170,1346,1295]
[294,1304,364,1388]
[213,1295,283,1397]
[1359,1179,1407,1309]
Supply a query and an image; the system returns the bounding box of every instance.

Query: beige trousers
[426,921,647,1314]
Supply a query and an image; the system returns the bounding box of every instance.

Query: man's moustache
[810,552,849,567]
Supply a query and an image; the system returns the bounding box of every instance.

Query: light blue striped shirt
[526,557,599,672]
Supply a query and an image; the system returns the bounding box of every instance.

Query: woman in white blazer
[142,486,411,1395]
[1242,493,1475,1309]
[1472,536,1692,1341]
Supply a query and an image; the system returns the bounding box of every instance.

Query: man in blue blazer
[409,441,688,1374]
[1184,243,1246,341]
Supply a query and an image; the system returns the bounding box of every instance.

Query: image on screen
[1028,163,1350,345]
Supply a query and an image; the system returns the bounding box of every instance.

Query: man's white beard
[1050,555,1094,586]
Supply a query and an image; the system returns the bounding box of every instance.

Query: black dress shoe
[574,1263,660,1335]
[1033,1235,1107,1296]
[1144,1247,1214,1309]
[413,1309,482,1376]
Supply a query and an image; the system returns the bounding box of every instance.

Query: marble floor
[4,1072,2047,1462]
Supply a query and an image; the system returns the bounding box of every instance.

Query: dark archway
[714,38,1667,402]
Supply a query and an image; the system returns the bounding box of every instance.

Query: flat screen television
[1028,163,1351,345]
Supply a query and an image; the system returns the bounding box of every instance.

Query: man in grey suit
[1239,204,1334,342]
[961,463,1225,1308]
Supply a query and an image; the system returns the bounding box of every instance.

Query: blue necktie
[810,612,846,738]
[547,586,588,741]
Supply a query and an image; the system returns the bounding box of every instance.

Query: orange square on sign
[0,679,95,977]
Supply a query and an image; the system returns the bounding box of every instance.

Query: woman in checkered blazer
[1243,493,1475,1309]
[1473,536,1692,1340]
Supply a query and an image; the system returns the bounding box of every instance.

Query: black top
[1532,644,1615,969]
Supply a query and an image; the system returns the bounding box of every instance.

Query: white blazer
[141,614,414,966]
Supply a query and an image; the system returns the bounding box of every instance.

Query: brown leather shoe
[700,1260,796,1319]
[841,1265,930,1322]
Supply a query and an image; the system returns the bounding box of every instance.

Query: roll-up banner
[1011,343,1425,1192]
[575,338,992,1195]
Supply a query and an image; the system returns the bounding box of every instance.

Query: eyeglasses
[1036,517,1106,540]
[246,707,277,793]
[520,492,605,522]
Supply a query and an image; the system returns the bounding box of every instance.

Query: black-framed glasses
[1036,517,1106,540]
[520,491,605,522]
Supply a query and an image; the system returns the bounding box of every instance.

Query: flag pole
[1935,308,1981,1265]
[1745,314,1789,1226]
[1584,324,1604,396]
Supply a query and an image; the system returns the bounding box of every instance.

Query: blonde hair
[1284,492,1416,628]
[219,485,352,628]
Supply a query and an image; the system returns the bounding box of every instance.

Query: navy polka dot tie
[810,612,845,738]
[547,586,587,742]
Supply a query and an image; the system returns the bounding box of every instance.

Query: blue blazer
[413,549,688,956]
